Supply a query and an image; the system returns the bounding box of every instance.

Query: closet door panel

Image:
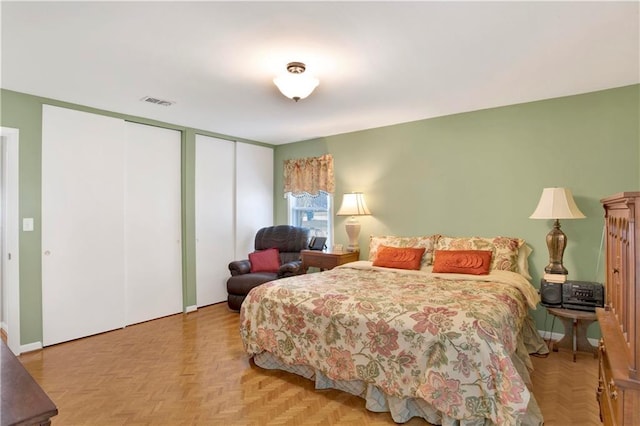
[195,135,234,307]
[42,105,126,346]
[124,122,182,325]
[235,143,273,259]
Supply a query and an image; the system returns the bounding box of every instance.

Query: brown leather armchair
[227,225,310,311]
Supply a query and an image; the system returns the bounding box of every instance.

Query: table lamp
[529,187,585,274]
[336,192,371,252]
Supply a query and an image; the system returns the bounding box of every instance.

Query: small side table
[546,307,598,362]
[301,250,359,273]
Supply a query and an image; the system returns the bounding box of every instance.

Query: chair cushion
[249,248,281,273]
[227,272,279,295]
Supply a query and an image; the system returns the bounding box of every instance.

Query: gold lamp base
[545,219,568,275]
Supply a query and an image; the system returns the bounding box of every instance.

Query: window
[287,191,332,248]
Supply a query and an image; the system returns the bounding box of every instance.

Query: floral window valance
[283,154,335,196]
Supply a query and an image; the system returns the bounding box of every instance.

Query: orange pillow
[249,248,281,273]
[372,246,426,270]
[432,250,492,275]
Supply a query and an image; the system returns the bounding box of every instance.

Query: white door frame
[1,127,20,355]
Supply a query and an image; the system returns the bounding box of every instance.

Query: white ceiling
[1,1,638,145]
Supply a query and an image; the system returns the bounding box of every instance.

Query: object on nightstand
[543,273,566,283]
[336,192,371,252]
[561,281,604,312]
[541,279,604,311]
[540,279,563,307]
[308,236,327,251]
[529,187,585,275]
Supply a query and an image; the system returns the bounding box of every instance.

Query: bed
[240,235,548,425]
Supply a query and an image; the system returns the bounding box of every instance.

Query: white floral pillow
[435,236,524,272]
[369,235,440,266]
[517,244,533,279]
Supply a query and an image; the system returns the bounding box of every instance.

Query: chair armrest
[278,260,304,278]
[229,260,251,276]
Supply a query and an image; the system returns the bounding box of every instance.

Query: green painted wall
[274,84,640,337]
[0,89,270,345]
[1,85,638,345]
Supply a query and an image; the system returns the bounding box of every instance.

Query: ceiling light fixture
[273,62,319,102]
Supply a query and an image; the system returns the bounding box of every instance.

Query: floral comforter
[240,261,542,425]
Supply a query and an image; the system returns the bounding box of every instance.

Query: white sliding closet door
[195,135,234,307]
[124,122,182,325]
[235,142,273,259]
[42,105,126,346]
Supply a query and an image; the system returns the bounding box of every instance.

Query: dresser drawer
[598,343,619,426]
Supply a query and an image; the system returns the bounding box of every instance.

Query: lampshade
[530,187,585,275]
[273,62,319,102]
[529,187,585,219]
[336,192,371,252]
[336,192,371,216]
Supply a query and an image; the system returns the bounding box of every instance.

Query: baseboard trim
[185,305,198,313]
[537,329,599,347]
[21,341,43,353]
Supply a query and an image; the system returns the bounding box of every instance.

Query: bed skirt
[252,315,546,426]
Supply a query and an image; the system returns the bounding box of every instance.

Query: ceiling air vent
[140,96,174,107]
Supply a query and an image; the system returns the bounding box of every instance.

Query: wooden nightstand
[546,307,598,362]
[300,250,359,273]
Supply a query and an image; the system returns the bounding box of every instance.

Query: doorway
[1,127,20,355]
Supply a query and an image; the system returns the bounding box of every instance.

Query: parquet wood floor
[17,303,601,425]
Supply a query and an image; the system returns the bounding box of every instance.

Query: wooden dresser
[596,192,640,426]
